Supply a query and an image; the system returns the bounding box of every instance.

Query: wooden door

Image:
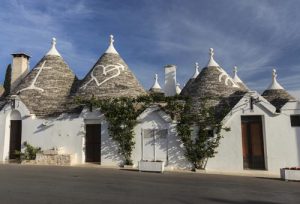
[241,116,265,170]
[85,124,101,163]
[9,120,22,159]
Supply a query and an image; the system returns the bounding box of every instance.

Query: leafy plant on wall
[177,98,230,170]
[82,96,144,165]
[77,94,230,169]
[97,97,141,165]
[77,94,184,166]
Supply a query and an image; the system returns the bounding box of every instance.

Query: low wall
[21,152,75,166]
[35,153,74,166]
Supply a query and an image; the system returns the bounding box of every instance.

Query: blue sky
[1,0,300,98]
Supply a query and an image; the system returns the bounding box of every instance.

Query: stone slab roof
[262,89,295,111]
[236,82,249,91]
[180,78,195,96]
[232,66,249,91]
[14,55,78,117]
[0,98,6,110]
[181,66,246,119]
[0,85,4,97]
[76,52,146,99]
[149,87,164,93]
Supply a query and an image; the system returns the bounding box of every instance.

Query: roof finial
[234,66,238,75]
[192,62,200,78]
[232,66,242,83]
[105,34,118,54]
[52,37,56,46]
[110,35,114,45]
[207,48,220,67]
[267,68,284,90]
[46,37,61,57]
[272,69,277,79]
[151,73,162,89]
[210,48,214,57]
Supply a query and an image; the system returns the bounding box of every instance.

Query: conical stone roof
[262,69,295,111]
[181,62,200,95]
[232,66,249,91]
[76,35,146,99]
[14,38,78,117]
[181,48,246,118]
[0,85,4,97]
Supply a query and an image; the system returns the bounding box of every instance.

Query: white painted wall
[206,92,300,175]
[133,107,191,170]
[0,103,122,166]
[1,93,299,175]
[0,99,85,163]
[80,108,122,166]
[0,99,31,161]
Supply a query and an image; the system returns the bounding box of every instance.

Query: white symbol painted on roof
[19,60,52,93]
[217,67,239,88]
[81,63,125,89]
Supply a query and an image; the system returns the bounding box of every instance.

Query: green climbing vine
[77,94,230,169]
[176,98,230,170]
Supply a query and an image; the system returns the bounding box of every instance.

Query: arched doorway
[9,110,22,160]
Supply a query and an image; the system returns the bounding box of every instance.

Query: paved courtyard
[0,164,299,204]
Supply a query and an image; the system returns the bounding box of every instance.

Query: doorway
[85,124,101,163]
[142,129,168,161]
[241,116,265,170]
[9,120,22,159]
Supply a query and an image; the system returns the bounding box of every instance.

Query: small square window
[290,115,300,127]
[207,129,214,137]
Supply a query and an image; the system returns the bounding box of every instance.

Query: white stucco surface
[0,93,299,175]
[133,107,190,169]
[206,92,300,175]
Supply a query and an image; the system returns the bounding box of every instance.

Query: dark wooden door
[85,124,101,163]
[9,120,22,159]
[241,116,265,170]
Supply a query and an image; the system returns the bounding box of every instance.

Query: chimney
[164,64,177,96]
[10,53,30,91]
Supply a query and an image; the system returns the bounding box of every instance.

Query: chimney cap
[11,53,31,59]
[164,64,176,68]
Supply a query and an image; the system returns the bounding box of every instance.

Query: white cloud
[0,0,95,82]
[148,0,300,92]
[0,0,300,95]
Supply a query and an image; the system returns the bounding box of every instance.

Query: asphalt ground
[0,164,299,204]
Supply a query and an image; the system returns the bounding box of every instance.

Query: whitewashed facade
[0,36,299,176]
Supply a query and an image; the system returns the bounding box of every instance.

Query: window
[205,126,215,138]
[207,129,215,138]
[290,115,300,127]
[142,129,168,161]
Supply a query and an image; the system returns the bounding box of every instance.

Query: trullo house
[0,36,299,175]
